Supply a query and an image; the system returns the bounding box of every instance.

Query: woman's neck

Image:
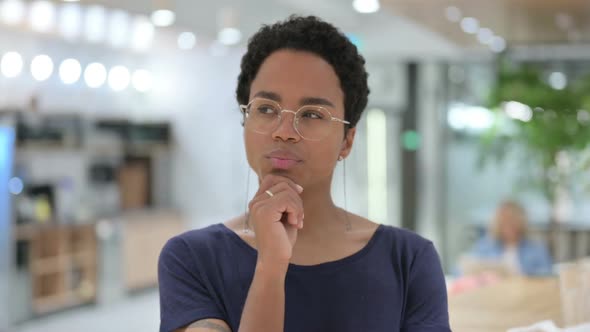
[296,182,347,240]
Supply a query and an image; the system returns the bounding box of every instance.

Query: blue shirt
[158,223,450,332]
[469,236,554,276]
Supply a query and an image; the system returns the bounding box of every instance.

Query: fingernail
[296,184,303,193]
[299,220,304,229]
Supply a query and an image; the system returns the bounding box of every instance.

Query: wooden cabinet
[118,158,151,210]
[18,224,98,315]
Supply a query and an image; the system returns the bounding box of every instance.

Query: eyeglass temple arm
[332,118,350,125]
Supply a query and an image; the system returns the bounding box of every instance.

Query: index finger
[256,174,303,196]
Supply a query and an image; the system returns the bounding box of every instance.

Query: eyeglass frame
[239,97,350,141]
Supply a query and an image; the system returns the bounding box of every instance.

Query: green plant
[480,59,590,220]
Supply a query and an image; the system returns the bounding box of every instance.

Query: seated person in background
[460,200,553,277]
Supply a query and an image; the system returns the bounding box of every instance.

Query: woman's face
[244,49,356,189]
[496,206,524,244]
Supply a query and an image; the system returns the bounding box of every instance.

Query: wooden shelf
[14,222,59,240]
[31,256,68,275]
[30,250,96,275]
[27,224,98,315]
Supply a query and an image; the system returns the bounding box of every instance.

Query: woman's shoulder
[344,212,431,252]
[372,223,445,277]
[164,218,242,254]
[160,216,249,269]
[174,223,227,244]
[379,223,433,247]
[365,222,437,260]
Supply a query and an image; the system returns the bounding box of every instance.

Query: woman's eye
[257,106,276,114]
[301,111,323,119]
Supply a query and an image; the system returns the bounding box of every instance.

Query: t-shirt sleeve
[158,235,226,332]
[401,242,451,332]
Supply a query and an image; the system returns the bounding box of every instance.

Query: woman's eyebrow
[252,90,281,101]
[251,91,335,108]
[299,97,334,107]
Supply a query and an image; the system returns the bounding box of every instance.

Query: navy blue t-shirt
[158,223,450,332]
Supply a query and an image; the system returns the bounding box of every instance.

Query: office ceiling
[22,0,589,57]
[381,0,590,46]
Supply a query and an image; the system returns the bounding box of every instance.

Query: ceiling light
[1,52,23,78]
[352,0,380,14]
[1,0,25,25]
[151,9,175,27]
[218,27,241,45]
[108,66,130,91]
[84,62,107,88]
[31,54,54,81]
[490,36,506,53]
[59,58,81,84]
[108,10,130,48]
[131,16,154,51]
[58,2,81,40]
[178,31,196,50]
[29,1,56,33]
[85,5,106,43]
[445,6,461,22]
[460,17,479,34]
[477,28,493,44]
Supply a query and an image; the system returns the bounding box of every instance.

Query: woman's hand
[248,174,304,270]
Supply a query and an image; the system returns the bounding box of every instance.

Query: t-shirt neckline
[217,222,385,272]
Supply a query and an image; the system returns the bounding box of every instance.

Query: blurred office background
[0,0,589,331]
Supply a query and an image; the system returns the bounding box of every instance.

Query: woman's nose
[271,111,301,142]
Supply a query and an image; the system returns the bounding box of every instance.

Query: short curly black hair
[236,15,370,130]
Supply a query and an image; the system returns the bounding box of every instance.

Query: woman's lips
[269,157,301,170]
[265,149,303,170]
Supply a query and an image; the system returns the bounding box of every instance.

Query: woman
[158,16,450,332]
[464,201,553,277]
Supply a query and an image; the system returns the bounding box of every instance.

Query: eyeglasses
[239,97,350,141]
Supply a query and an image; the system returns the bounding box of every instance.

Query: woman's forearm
[238,262,288,332]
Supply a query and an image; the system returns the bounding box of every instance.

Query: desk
[449,277,562,332]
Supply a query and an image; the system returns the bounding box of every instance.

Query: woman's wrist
[255,259,289,281]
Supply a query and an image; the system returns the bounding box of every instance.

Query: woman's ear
[340,127,356,159]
